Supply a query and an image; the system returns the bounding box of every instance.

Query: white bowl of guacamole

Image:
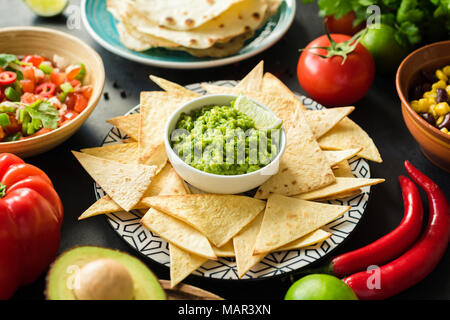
[165,94,286,194]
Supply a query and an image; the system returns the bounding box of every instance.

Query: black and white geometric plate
[95,81,371,280]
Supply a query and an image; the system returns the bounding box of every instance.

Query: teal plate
[81,0,296,69]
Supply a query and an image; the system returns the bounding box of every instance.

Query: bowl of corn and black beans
[396,40,450,172]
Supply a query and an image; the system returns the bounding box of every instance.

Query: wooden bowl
[396,40,450,172]
[0,26,105,158]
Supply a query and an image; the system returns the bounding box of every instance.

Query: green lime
[284,274,358,300]
[234,95,282,130]
[361,23,409,74]
[23,0,69,17]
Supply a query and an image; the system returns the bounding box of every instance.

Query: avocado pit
[73,258,134,300]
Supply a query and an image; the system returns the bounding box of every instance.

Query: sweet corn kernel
[436,69,449,82]
[432,80,447,90]
[441,127,449,134]
[446,85,450,96]
[436,115,444,126]
[443,66,450,77]
[434,102,450,117]
[417,98,433,113]
[423,90,437,99]
[429,104,437,118]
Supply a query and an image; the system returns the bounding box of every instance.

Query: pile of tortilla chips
[107,0,281,57]
[73,61,385,288]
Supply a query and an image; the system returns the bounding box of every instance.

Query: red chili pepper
[0,71,17,86]
[344,161,450,300]
[330,176,423,277]
[35,82,56,98]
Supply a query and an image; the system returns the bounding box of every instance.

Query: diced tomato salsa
[0,53,92,142]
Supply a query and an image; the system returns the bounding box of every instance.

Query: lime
[361,23,409,74]
[284,274,358,300]
[234,95,282,130]
[23,0,69,17]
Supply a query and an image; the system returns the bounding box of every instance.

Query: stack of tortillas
[107,0,281,57]
[73,61,385,288]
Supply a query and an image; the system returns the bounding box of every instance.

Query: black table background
[1,0,449,300]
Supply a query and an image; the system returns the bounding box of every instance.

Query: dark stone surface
[1,0,449,300]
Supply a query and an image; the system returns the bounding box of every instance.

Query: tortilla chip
[72,151,156,211]
[141,208,216,259]
[107,114,140,141]
[236,61,264,92]
[318,118,382,163]
[262,72,306,111]
[138,92,192,164]
[324,148,361,167]
[276,229,332,252]
[255,109,335,199]
[294,177,385,201]
[332,160,354,178]
[169,243,207,288]
[305,107,355,139]
[77,164,187,220]
[233,212,266,278]
[212,240,235,257]
[253,194,350,254]
[318,189,363,201]
[81,142,139,164]
[150,75,200,98]
[141,194,266,247]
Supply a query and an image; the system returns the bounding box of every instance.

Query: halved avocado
[45,246,166,300]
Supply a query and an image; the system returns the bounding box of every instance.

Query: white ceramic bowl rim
[165,94,287,179]
[0,26,105,146]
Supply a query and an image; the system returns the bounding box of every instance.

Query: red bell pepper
[0,153,63,299]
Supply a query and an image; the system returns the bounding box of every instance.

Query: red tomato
[66,93,88,113]
[50,72,66,86]
[27,128,53,138]
[21,92,39,105]
[22,55,45,68]
[297,34,375,106]
[324,12,365,36]
[63,110,79,121]
[66,65,82,80]
[21,67,36,82]
[69,79,81,88]
[0,71,17,86]
[4,115,21,135]
[81,85,93,99]
[59,119,72,127]
[20,79,35,93]
[35,82,56,98]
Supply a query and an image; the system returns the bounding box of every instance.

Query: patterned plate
[81,0,296,69]
[95,81,371,280]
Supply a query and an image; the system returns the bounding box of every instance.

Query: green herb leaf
[0,54,18,69]
[24,101,60,130]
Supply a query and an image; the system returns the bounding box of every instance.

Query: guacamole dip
[171,102,278,175]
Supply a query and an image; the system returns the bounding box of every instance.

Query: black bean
[103,92,109,100]
[420,112,435,126]
[120,90,127,98]
[436,88,448,103]
[112,81,119,89]
[412,85,423,100]
[438,113,450,131]
[422,83,432,93]
[421,70,437,83]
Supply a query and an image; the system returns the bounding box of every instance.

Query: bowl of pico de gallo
[0,26,105,157]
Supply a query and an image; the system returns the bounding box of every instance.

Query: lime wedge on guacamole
[234,95,282,130]
[23,0,68,17]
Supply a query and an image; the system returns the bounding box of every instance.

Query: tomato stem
[0,183,5,198]
[299,28,368,65]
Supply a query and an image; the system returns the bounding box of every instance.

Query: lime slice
[23,0,68,17]
[234,95,283,130]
